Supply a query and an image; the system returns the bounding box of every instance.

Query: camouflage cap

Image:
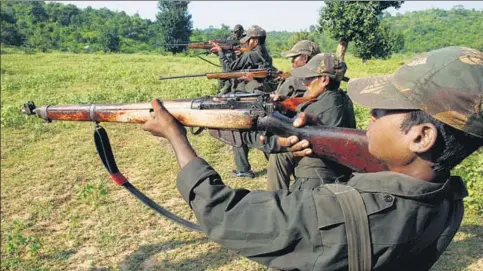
[291,53,348,82]
[240,25,266,44]
[281,40,321,58]
[232,24,244,33]
[347,46,483,138]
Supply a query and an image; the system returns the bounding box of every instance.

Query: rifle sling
[326,184,372,271]
[93,124,202,232]
[196,53,221,68]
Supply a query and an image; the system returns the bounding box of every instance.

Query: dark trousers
[266,153,294,190]
[233,143,251,172]
[218,79,233,95]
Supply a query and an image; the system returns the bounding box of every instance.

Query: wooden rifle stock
[258,113,387,173]
[23,96,387,173]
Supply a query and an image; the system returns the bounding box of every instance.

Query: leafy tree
[289,31,311,47]
[384,6,483,52]
[99,26,120,52]
[28,1,48,23]
[318,0,403,60]
[353,22,405,62]
[1,7,25,46]
[58,4,80,26]
[156,0,193,54]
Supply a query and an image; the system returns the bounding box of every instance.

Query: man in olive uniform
[266,43,356,192]
[276,40,321,97]
[211,25,275,93]
[143,46,482,270]
[211,25,275,178]
[218,24,245,95]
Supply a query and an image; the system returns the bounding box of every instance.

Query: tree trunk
[337,40,348,61]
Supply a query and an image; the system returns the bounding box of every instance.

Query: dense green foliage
[318,0,404,61]
[156,1,193,54]
[0,1,160,53]
[384,6,483,53]
[0,1,482,56]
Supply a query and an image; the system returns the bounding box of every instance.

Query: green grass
[1,52,482,271]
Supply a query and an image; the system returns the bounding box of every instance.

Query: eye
[370,109,415,119]
[370,109,386,119]
[302,77,317,85]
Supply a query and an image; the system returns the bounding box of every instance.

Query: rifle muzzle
[22,101,51,122]
[23,101,37,115]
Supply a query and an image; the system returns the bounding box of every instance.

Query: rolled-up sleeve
[176,157,322,268]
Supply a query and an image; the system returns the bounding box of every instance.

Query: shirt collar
[348,171,468,202]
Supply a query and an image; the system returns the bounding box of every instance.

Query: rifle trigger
[190,127,204,135]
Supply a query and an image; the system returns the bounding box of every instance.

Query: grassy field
[1,52,482,271]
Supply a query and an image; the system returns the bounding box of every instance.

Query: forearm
[168,135,197,168]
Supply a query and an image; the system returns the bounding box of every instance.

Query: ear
[407,123,438,154]
[306,76,329,98]
[301,55,309,64]
[252,38,259,46]
[316,75,330,88]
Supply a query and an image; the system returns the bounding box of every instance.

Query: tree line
[1,1,482,59]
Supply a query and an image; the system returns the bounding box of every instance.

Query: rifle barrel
[159,73,207,80]
[164,44,191,47]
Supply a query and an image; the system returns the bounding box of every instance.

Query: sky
[55,1,483,32]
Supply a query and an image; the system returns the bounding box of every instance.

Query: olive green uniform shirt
[292,88,356,180]
[275,76,307,98]
[218,45,276,92]
[177,157,467,271]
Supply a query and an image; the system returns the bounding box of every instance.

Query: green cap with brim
[291,53,347,82]
[240,25,266,44]
[232,24,244,33]
[281,40,320,58]
[347,46,483,138]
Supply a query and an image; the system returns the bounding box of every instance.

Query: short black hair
[400,110,482,173]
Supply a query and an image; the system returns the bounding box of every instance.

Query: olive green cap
[240,25,266,44]
[348,46,483,138]
[291,53,348,82]
[281,40,321,58]
[232,24,244,33]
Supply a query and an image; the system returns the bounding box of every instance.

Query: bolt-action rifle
[165,40,250,53]
[159,68,291,81]
[22,93,386,232]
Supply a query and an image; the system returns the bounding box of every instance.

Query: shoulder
[278,77,305,92]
